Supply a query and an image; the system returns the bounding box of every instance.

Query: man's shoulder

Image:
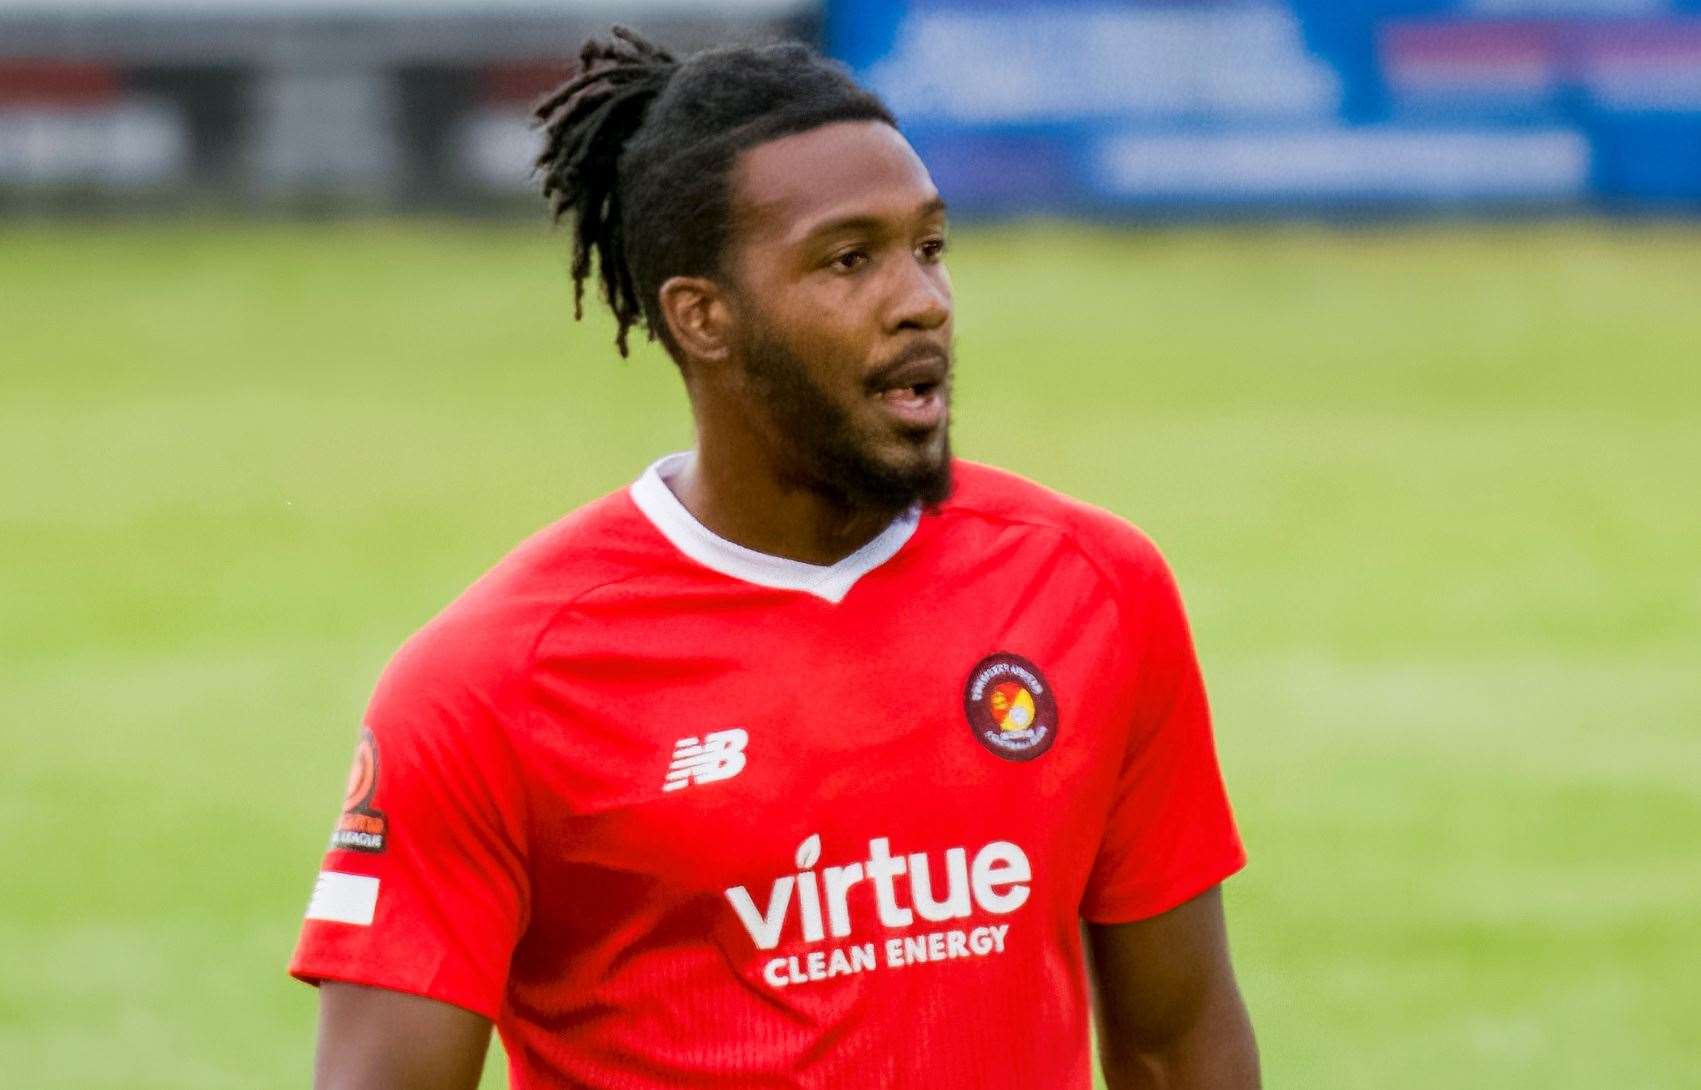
[941,460,1170,591]
[375,485,663,706]
[484,484,664,597]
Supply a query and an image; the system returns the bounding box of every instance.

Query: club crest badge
[963,653,1058,761]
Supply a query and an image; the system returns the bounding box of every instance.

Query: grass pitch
[3,219,1698,1088]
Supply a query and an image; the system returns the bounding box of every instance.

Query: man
[291,27,1258,1090]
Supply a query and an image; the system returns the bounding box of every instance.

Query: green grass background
[3,220,1698,1088]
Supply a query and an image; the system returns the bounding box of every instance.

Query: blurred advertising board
[828,0,1701,212]
[0,62,190,190]
[0,0,811,210]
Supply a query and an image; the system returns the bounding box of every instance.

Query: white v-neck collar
[628,452,919,604]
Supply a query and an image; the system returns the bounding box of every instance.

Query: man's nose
[886,257,951,333]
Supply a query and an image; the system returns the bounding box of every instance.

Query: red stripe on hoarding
[1382,20,1564,67]
[0,61,120,106]
[1584,24,1701,65]
[1383,17,1701,79]
[483,62,576,105]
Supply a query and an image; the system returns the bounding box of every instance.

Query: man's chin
[799,437,952,514]
[870,442,954,510]
[905,452,955,509]
[913,471,954,511]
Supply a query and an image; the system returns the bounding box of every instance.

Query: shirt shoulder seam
[934,503,1134,617]
[512,567,660,829]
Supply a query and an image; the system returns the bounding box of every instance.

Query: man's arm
[1087,885,1259,1090]
[314,982,492,1090]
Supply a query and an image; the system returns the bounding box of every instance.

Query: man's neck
[665,446,903,567]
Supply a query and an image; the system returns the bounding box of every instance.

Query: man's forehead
[732,121,942,246]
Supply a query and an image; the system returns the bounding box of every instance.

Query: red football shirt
[290,455,1245,1089]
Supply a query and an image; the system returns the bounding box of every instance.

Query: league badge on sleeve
[331,727,388,852]
[963,653,1059,761]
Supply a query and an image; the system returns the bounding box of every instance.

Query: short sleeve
[288,628,530,1020]
[1079,541,1245,923]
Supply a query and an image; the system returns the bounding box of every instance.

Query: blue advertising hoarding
[826,0,1701,212]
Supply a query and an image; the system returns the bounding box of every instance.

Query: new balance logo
[662,728,749,792]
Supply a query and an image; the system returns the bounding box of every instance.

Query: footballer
[291,27,1259,1090]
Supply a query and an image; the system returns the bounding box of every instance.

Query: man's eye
[918,237,948,261]
[830,250,869,272]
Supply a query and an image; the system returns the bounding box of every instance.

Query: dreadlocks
[534,26,896,358]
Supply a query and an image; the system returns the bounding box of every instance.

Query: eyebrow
[798,195,949,243]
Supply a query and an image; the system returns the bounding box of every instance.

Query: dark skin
[313,120,1258,1088]
[1089,887,1261,1089]
[660,121,955,564]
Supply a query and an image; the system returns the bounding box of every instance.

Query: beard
[738,320,953,515]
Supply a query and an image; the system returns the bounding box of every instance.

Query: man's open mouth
[867,348,949,429]
[869,359,948,431]
[876,379,942,407]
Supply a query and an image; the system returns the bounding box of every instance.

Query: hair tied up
[534,29,894,362]
[534,25,678,355]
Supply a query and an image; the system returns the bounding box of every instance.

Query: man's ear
[657,275,734,366]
